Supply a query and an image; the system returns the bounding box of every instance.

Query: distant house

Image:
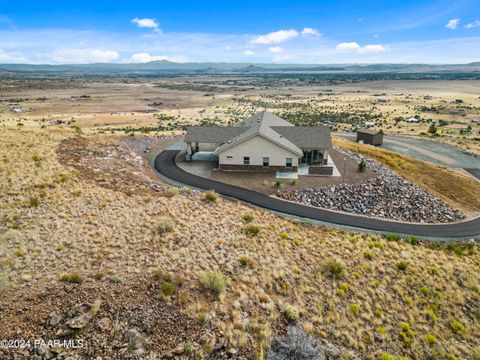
[356,129,384,146]
[364,121,376,127]
[405,117,419,123]
[184,111,333,175]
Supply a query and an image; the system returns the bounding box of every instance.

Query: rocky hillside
[0,128,479,359]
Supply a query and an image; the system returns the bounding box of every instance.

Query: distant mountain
[0,60,479,75]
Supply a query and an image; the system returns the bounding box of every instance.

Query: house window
[243,156,250,165]
[286,157,293,167]
[262,157,269,167]
[226,155,233,159]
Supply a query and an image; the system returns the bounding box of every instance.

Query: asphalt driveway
[154,150,480,239]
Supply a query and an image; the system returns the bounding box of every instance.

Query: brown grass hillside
[0,127,479,359]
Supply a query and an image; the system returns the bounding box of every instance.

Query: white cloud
[243,50,255,56]
[301,27,321,37]
[251,29,299,44]
[0,49,28,63]
[357,44,388,54]
[465,20,480,29]
[132,17,161,32]
[336,42,387,54]
[130,52,187,63]
[268,46,283,53]
[49,48,119,63]
[336,42,361,51]
[445,18,460,30]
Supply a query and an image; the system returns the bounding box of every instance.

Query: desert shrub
[14,249,25,257]
[154,217,175,235]
[204,191,218,202]
[374,307,382,317]
[358,159,366,172]
[0,273,8,292]
[279,232,289,239]
[2,229,19,242]
[449,320,465,335]
[29,197,40,207]
[290,179,298,186]
[238,256,256,267]
[407,236,420,246]
[283,305,299,321]
[399,322,415,345]
[274,180,282,189]
[350,303,361,314]
[267,326,322,359]
[364,250,374,260]
[242,213,254,223]
[322,259,344,279]
[59,273,83,284]
[244,225,260,236]
[429,266,440,276]
[56,245,64,251]
[259,294,270,303]
[396,261,409,272]
[166,187,179,197]
[381,353,395,360]
[425,334,437,344]
[420,286,430,295]
[199,270,229,295]
[292,238,301,246]
[385,233,401,241]
[161,281,176,296]
[368,241,384,249]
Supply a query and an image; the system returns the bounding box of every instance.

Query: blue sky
[0,0,479,64]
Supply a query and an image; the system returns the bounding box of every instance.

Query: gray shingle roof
[184,111,331,155]
[271,126,332,149]
[357,128,383,135]
[184,126,245,143]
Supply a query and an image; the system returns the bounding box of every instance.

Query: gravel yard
[276,150,465,223]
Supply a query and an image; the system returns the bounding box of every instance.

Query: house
[356,129,384,146]
[405,117,419,123]
[184,111,334,175]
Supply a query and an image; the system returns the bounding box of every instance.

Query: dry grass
[1,126,479,359]
[334,137,480,214]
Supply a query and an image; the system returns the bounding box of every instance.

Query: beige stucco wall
[218,135,300,167]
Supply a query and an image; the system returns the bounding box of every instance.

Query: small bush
[385,233,401,241]
[259,293,270,303]
[274,180,282,189]
[381,353,395,360]
[350,303,361,314]
[420,286,430,295]
[154,217,175,235]
[29,197,40,207]
[161,281,176,296]
[322,259,345,279]
[238,256,256,267]
[242,213,254,223]
[56,245,65,251]
[59,273,83,284]
[449,320,465,335]
[199,270,229,295]
[407,236,420,246]
[358,159,366,172]
[425,334,437,344]
[166,187,179,197]
[204,191,217,202]
[284,305,299,321]
[279,232,289,239]
[244,225,260,236]
[364,250,374,260]
[429,267,440,276]
[368,241,384,249]
[396,261,409,272]
[290,179,298,186]
[399,322,415,346]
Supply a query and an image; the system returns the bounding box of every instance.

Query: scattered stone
[277,149,464,223]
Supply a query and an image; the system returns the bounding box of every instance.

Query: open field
[1,75,480,359]
[1,127,480,359]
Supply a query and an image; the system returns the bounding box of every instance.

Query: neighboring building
[356,129,384,146]
[184,111,333,175]
[405,117,419,123]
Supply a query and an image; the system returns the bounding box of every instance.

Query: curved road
[154,150,480,238]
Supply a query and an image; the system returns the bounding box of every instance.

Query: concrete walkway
[154,149,480,239]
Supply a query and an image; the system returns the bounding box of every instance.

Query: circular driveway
[154,150,480,239]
